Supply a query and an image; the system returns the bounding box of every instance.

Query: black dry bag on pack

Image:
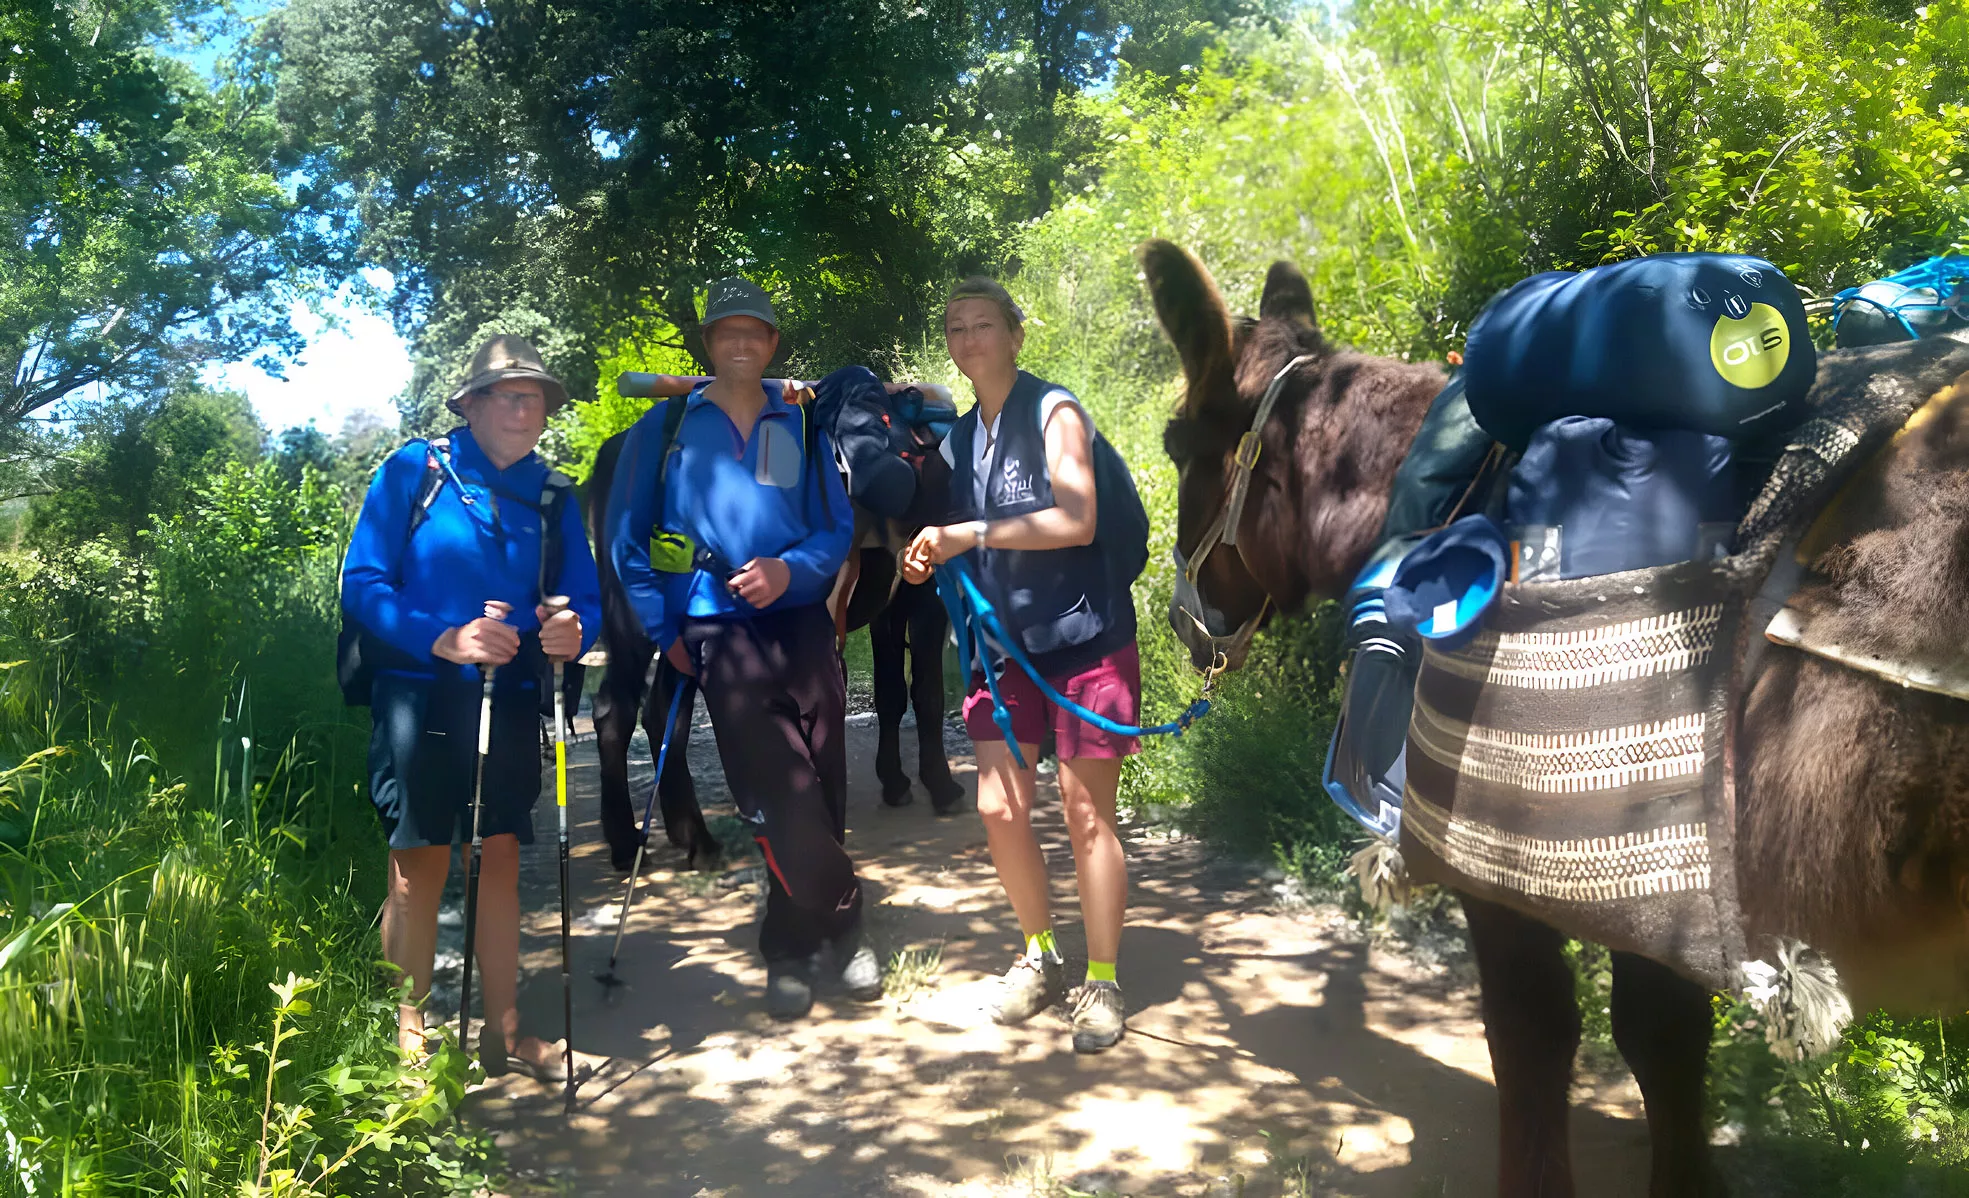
[809,365,959,522]
[1462,252,1815,452]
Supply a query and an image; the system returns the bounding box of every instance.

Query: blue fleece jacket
[340,426,602,689]
[608,381,852,651]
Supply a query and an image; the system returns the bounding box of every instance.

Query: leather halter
[1174,354,1314,666]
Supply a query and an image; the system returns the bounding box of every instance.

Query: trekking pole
[457,600,509,1053]
[596,672,695,990]
[540,594,577,1114]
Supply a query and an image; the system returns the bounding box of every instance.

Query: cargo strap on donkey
[935,556,1213,768]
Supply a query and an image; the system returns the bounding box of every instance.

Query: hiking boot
[1070,981,1126,1053]
[766,959,816,1021]
[991,955,1065,1026]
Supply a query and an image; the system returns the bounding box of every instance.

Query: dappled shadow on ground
[475,710,1649,1196]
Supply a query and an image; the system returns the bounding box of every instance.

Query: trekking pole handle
[477,601,510,754]
[539,593,572,662]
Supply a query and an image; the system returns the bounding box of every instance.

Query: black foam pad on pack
[1463,253,1816,451]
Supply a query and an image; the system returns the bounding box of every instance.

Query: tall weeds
[0,462,492,1195]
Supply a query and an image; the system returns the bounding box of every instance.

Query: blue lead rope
[934,556,1212,768]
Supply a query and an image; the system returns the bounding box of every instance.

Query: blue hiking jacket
[608,381,852,651]
[341,426,602,690]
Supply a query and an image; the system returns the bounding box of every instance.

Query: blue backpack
[1831,256,1969,347]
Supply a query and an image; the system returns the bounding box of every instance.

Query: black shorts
[367,669,542,851]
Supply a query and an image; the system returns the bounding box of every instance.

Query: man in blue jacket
[343,334,603,1074]
[608,279,878,1019]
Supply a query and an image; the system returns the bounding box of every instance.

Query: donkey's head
[1143,241,1448,672]
[1139,241,1335,671]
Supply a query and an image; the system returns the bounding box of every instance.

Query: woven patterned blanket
[1399,334,1969,989]
[1402,562,1746,987]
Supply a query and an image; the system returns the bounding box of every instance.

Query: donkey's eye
[1164,417,1201,466]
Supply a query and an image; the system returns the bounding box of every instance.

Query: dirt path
[465,703,1652,1196]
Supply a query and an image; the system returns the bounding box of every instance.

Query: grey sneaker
[991,955,1065,1026]
[835,944,884,1003]
[824,922,885,1003]
[1070,981,1126,1053]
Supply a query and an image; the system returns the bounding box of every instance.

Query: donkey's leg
[869,595,914,806]
[1464,895,1580,1198]
[592,646,648,872]
[648,658,718,870]
[1610,951,1718,1197]
[907,585,964,811]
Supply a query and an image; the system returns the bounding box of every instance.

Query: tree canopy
[266,0,1287,427]
[0,0,316,441]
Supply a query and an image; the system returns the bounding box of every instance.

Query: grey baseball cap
[701,277,779,331]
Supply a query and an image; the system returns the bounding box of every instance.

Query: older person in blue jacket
[608,278,878,1020]
[342,335,601,1077]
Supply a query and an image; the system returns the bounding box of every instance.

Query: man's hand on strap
[729,557,791,609]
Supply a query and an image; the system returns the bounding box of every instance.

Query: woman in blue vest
[901,277,1138,1053]
[341,336,602,1078]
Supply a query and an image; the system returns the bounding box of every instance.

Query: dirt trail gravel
[467,704,1650,1196]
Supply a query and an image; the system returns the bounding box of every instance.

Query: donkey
[1142,238,1969,1196]
[582,425,962,873]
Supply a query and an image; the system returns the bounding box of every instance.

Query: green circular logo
[1709,303,1790,389]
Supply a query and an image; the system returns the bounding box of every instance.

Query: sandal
[480,1033,592,1084]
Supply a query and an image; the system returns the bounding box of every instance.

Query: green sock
[1023,929,1059,962]
[1086,960,1116,985]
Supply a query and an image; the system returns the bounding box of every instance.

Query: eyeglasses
[477,388,545,408]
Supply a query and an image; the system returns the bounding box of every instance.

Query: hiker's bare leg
[1059,757,1126,966]
[975,739,1051,938]
[382,845,451,1053]
[474,833,559,1068]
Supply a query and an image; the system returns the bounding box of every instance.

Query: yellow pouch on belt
[650,530,696,574]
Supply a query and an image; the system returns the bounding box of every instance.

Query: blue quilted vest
[946,371,1135,675]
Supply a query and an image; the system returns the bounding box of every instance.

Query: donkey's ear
[1259,259,1322,344]
[1138,239,1235,412]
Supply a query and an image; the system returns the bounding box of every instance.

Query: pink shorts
[963,643,1141,760]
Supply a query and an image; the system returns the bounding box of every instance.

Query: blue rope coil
[934,556,1211,769]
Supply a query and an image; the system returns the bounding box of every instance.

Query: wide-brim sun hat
[446,334,570,415]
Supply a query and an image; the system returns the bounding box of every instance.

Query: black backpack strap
[651,397,689,519]
[405,435,451,542]
[538,468,576,596]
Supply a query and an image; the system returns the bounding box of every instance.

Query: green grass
[0,655,494,1195]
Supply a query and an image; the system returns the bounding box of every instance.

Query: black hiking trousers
[681,602,862,964]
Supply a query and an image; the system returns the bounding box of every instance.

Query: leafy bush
[1711,1002,1969,1194]
[0,654,494,1196]
[0,464,494,1195]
